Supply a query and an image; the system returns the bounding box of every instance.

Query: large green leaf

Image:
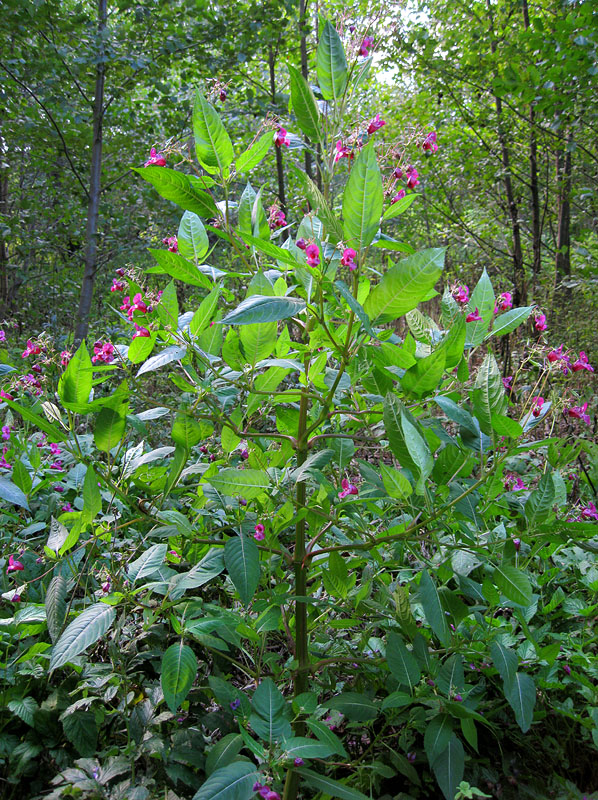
[380,463,413,500]
[161,642,198,713]
[136,345,187,377]
[401,349,446,398]
[178,211,209,262]
[465,269,494,346]
[128,543,168,582]
[419,570,451,646]
[58,342,92,407]
[207,468,270,499]
[170,549,225,601]
[326,693,378,722]
[432,734,465,800]
[252,677,286,720]
[316,20,348,101]
[364,248,445,323]
[424,715,453,765]
[240,321,277,366]
[504,672,536,733]
[134,167,218,216]
[342,143,383,252]
[193,92,234,172]
[238,232,302,267]
[493,565,532,606]
[438,313,466,369]
[45,575,67,643]
[50,603,116,671]
[486,306,534,339]
[288,64,321,140]
[473,352,506,435]
[82,465,101,526]
[386,632,421,692]
[283,737,335,759]
[296,768,368,800]
[236,133,272,174]
[192,762,258,800]
[94,400,128,453]
[383,394,433,493]
[0,477,30,510]
[146,249,213,288]
[382,192,418,220]
[220,295,306,325]
[172,413,203,449]
[490,641,518,688]
[190,288,221,337]
[525,472,556,527]
[205,734,244,776]
[224,535,260,606]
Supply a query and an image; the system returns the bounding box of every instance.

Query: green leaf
[156,280,179,328]
[307,720,348,757]
[386,632,421,692]
[419,570,451,646]
[490,641,518,688]
[161,642,198,713]
[4,400,65,443]
[0,477,30,510]
[172,413,203,449]
[491,414,523,439]
[82,465,101,526]
[424,714,453,765]
[94,400,128,452]
[192,762,258,800]
[8,697,38,727]
[438,313,466,369]
[207,468,270,499]
[382,192,418,220]
[193,92,234,172]
[486,306,534,339]
[206,734,244,776]
[236,133,272,174]
[178,211,209,262]
[316,20,348,101]
[170,549,225,601]
[465,269,494,346]
[383,394,433,492]
[190,288,221,337]
[238,232,301,267]
[147,249,213,288]
[62,711,97,757]
[401,349,446,398]
[364,248,445,323]
[220,295,305,325]
[326,693,378,722]
[58,342,92,407]
[493,565,532,606]
[224,535,260,606]
[473,353,506,435]
[283,737,335,759]
[240,322,277,366]
[432,734,464,800]
[288,64,321,140]
[504,673,536,733]
[525,472,556,527]
[50,603,116,671]
[128,543,168,582]
[136,345,186,377]
[291,166,344,242]
[342,143,383,252]
[334,280,378,339]
[134,167,218,217]
[252,677,286,720]
[437,654,464,696]
[45,575,67,643]
[297,768,368,800]
[380,463,413,499]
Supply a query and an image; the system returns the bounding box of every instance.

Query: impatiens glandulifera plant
[2,18,597,800]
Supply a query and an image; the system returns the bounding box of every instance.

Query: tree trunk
[268,46,286,214]
[555,132,573,289]
[522,0,542,280]
[0,141,9,311]
[299,0,314,184]
[74,0,107,345]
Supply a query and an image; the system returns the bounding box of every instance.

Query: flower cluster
[305,243,320,268]
[359,36,374,57]
[162,236,178,253]
[367,114,385,135]
[22,339,42,359]
[254,523,265,541]
[504,473,525,491]
[452,285,469,304]
[253,782,281,800]
[111,278,125,292]
[494,292,513,313]
[274,126,290,147]
[335,141,353,162]
[338,478,358,499]
[144,147,167,167]
[268,205,286,230]
[340,248,357,270]
[92,341,115,365]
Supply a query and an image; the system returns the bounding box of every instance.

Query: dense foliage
[1,5,597,800]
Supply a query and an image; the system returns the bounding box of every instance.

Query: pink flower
[54,484,64,493]
[360,35,374,57]
[305,243,320,268]
[294,757,304,766]
[21,339,41,359]
[133,323,150,339]
[296,238,307,251]
[144,147,167,167]
[11,593,21,602]
[0,450,11,470]
[422,131,438,153]
[0,330,5,342]
[563,663,571,675]
[534,312,547,332]
[161,235,178,253]
[92,341,115,365]
[254,523,265,541]
[268,206,286,229]
[101,581,111,593]
[466,308,482,322]
[132,292,148,315]
[494,292,513,313]
[406,169,419,189]
[367,114,385,135]
[61,502,73,513]
[60,350,71,367]
[274,127,290,148]
[219,89,227,102]
[391,190,406,203]
[50,442,61,455]
[50,460,63,471]
[572,351,594,373]
[547,344,565,363]
[393,167,404,179]
[504,473,525,491]
[566,403,590,424]
[2,425,10,441]
[115,268,125,277]
[0,389,12,401]
[581,502,598,521]
[452,285,469,304]
[340,247,357,270]
[111,278,125,292]
[335,141,353,162]
[6,554,24,573]
[513,538,521,551]
[502,376,513,391]
[531,396,544,417]
[338,478,358,499]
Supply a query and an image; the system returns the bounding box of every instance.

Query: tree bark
[298,0,314,184]
[522,0,542,280]
[555,132,573,289]
[0,139,9,310]
[74,0,107,345]
[268,46,286,214]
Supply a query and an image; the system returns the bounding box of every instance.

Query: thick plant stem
[283,381,310,800]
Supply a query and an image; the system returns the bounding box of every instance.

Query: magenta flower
[566,402,590,424]
[102,581,110,593]
[338,478,358,499]
[1,425,10,441]
[534,313,547,332]
[268,206,286,230]
[335,141,353,162]
[92,341,115,365]
[296,238,307,251]
[132,292,148,315]
[294,757,304,766]
[340,247,357,270]
[502,376,513,391]
[54,484,64,493]
[547,344,565,363]
[504,473,525,491]
[219,89,227,102]
[162,235,178,253]
[60,350,71,367]
[494,291,513,313]
[0,451,11,470]
[563,663,571,675]
[572,351,594,373]
[367,114,385,135]
[6,554,24,574]
[422,130,438,152]
[0,330,5,342]
[405,165,419,189]
[274,127,290,148]
[230,698,241,711]
[21,339,41,359]
[393,167,404,179]
[531,395,544,417]
[50,460,63,471]
[407,752,416,763]
[0,389,14,401]
[581,502,598,521]
[133,323,150,339]
[11,593,21,602]
[144,147,167,167]
[452,285,469,304]
[254,523,265,541]
[111,278,125,292]
[513,538,521,552]
[50,443,61,455]
[116,268,125,277]
[466,308,482,322]
[359,35,374,57]
[391,189,406,203]
[61,502,73,513]
[305,243,320,267]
